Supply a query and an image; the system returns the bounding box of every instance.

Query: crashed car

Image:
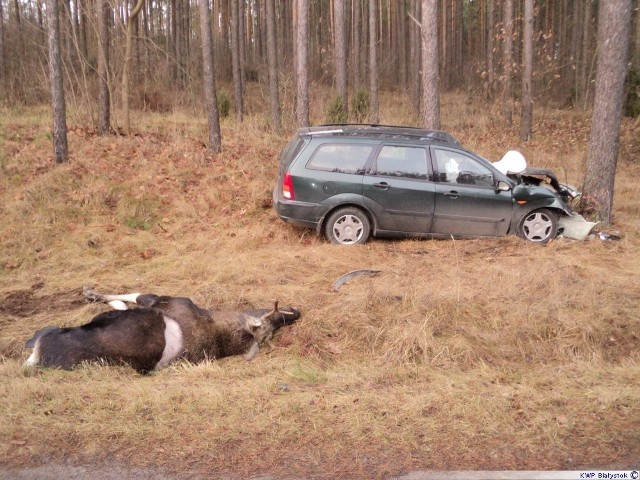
[273,124,587,244]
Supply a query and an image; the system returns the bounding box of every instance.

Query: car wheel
[325,207,371,245]
[518,208,558,243]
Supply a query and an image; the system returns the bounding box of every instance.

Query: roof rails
[303,123,459,144]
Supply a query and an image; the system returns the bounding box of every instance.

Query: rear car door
[430,147,513,237]
[362,145,435,234]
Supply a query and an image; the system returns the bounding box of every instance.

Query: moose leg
[83,287,142,310]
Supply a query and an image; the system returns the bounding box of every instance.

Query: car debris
[332,269,382,292]
[557,213,598,241]
[595,231,622,241]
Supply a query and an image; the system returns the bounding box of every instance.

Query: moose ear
[247,317,262,330]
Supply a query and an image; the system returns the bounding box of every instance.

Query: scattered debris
[557,214,598,241]
[595,231,622,241]
[332,269,381,292]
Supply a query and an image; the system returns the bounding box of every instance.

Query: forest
[1,1,640,478]
[1,0,639,221]
[1,0,639,122]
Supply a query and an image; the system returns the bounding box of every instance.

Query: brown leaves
[139,248,157,260]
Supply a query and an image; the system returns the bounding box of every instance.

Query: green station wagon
[273,124,578,245]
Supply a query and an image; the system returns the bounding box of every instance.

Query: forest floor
[1,94,639,479]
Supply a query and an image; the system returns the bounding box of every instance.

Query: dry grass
[1,91,639,478]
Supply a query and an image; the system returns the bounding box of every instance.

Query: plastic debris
[332,269,381,292]
[557,214,598,241]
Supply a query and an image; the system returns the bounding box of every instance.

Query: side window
[307,144,373,174]
[434,149,494,187]
[374,146,428,180]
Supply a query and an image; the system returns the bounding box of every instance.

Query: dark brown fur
[24,289,300,373]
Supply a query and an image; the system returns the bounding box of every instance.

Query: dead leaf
[325,342,343,355]
[140,248,157,260]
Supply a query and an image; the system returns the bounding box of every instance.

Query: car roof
[297,124,460,146]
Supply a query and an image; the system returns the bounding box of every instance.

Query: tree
[295,0,309,127]
[581,0,633,225]
[520,0,534,141]
[122,0,145,135]
[421,0,440,129]
[579,0,593,110]
[334,0,347,119]
[352,0,362,88]
[266,0,280,133]
[230,0,243,122]
[0,0,5,97]
[45,0,68,163]
[97,0,110,135]
[409,0,421,115]
[502,0,513,127]
[369,0,378,124]
[198,0,221,152]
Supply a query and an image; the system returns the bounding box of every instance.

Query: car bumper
[273,196,324,229]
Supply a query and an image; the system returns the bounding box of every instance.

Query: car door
[430,147,513,237]
[362,145,435,234]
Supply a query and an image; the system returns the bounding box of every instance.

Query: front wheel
[517,208,558,243]
[324,207,371,245]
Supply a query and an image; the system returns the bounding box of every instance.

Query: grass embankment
[1,93,639,478]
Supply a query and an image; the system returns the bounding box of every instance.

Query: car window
[434,149,494,187]
[307,144,373,174]
[374,146,429,180]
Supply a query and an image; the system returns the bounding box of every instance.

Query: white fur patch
[156,316,183,369]
[115,293,141,304]
[108,300,129,310]
[24,340,41,367]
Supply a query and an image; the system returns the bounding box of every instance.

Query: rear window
[307,144,373,174]
[280,136,305,168]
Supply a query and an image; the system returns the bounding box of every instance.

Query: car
[272,124,579,245]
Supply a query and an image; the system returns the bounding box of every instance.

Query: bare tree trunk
[170,0,177,83]
[122,0,145,135]
[238,0,246,96]
[353,0,361,88]
[334,0,348,118]
[368,0,378,124]
[398,0,407,91]
[520,0,533,141]
[421,0,439,129]
[266,0,281,133]
[581,0,632,225]
[79,0,87,59]
[198,0,221,152]
[579,0,592,110]
[634,0,640,68]
[295,0,309,127]
[486,0,494,99]
[45,0,68,163]
[0,0,5,95]
[502,0,513,127]
[231,0,244,121]
[97,0,110,135]
[410,0,421,115]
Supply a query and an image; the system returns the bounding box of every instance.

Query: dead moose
[24,287,300,374]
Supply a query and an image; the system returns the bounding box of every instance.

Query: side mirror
[496,180,511,192]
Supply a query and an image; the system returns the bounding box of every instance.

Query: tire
[324,207,371,245]
[517,208,558,243]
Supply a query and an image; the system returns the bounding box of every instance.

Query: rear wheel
[518,208,558,243]
[324,207,371,245]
